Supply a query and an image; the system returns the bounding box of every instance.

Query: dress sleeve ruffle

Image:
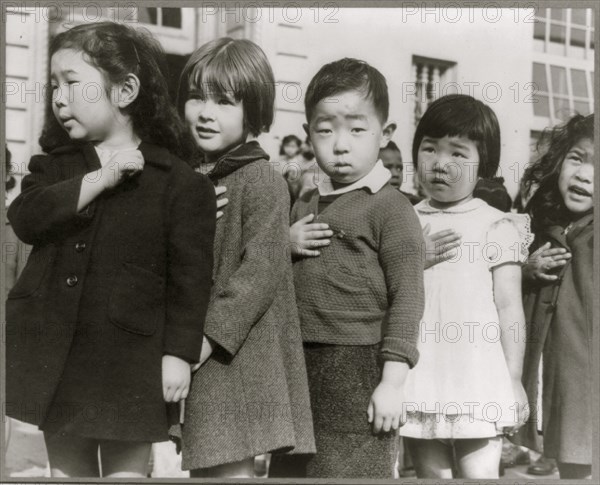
[486,213,535,268]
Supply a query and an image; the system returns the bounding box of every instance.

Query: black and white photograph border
[1,0,598,482]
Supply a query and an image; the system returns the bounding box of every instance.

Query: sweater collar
[203,141,269,182]
[416,196,486,214]
[317,160,391,196]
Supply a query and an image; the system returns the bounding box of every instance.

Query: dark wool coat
[513,213,593,464]
[5,142,216,442]
[180,142,316,469]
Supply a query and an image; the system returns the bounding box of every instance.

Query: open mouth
[568,185,591,197]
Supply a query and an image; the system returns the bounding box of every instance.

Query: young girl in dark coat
[5,22,216,477]
[515,113,594,479]
[176,37,315,478]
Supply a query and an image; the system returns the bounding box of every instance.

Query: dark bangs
[177,38,275,137]
[412,94,501,178]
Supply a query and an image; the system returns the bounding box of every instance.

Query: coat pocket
[108,262,165,336]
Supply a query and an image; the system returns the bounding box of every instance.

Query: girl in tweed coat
[176,38,315,478]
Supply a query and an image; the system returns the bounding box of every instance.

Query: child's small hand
[289,213,333,257]
[191,336,215,372]
[423,223,462,269]
[504,379,530,436]
[215,185,228,220]
[524,242,571,282]
[367,381,405,434]
[162,355,191,402]
[101,149,144,189]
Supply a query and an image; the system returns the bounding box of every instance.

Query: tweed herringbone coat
[180,142,316,470]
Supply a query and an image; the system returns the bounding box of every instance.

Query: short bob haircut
[177,38,275,137]
[412,94,501,179]
[304,58,389,125]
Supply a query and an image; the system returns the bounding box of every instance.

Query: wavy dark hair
[522,113,594,233]
[39,22,193,160]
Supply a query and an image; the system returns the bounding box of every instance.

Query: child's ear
[116,73,141,108]
[302,123,310,140]
[380,121,397,148]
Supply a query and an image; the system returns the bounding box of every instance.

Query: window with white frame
[412,56,456,126]
[534,8,594,59]
[532,62,593,122]
[135,8,195,55]
[138,8,182,29]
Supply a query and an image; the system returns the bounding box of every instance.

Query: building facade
[5,6,595,198]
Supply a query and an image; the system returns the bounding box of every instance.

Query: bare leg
[190,457,255,478]
[404,438,454,479]
[43,432,100,477]
[455,437,502,479]
[100,440,152,478]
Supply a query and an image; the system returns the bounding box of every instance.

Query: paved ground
[3,419,559,479]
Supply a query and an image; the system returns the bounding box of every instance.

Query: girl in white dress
[401,95,533,479]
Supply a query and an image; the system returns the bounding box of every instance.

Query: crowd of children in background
[4,21,594,481]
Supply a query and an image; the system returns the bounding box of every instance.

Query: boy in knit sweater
[270,58,425,479]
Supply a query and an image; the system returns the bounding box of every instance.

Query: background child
[380,141,422,204]
[5,22,216,477]
[176,37,315,478]
[276,134,304,200]
[272,58,425,479]
[400,94,532,479]
[515,113,594,480]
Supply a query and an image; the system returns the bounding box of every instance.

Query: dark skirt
[270,343,398,479]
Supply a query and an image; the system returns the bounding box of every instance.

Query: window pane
[590,71,594,93]
[533,94,550,117]
[570,28,586,48]
[550,9,566,21]
[571,9,587,26]
[553,96,571,119]
[534,20,546,40]
[551,66,568,95]
[138,7,158,24]
[549,24,566,44]
[162,8,182,28]
[590,33,594,49]
[574,99,590,115]
[571,69,588,97]
[533,63,548,91]
[535,8,547,20]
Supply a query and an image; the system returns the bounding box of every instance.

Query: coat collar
[78,142,172,172]
[205,141,269,182]
[545,212,593,248]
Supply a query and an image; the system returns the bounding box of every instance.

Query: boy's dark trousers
[270,343,398,479]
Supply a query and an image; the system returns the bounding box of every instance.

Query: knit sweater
[291,184,424,367]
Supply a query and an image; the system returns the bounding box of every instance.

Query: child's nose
[53,85,68,108]
[575,164,593,183]
[198,100,216,121]
[333,132,350,154]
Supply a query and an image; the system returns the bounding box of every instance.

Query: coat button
[75,241,86,252]
[66,275,78,287]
